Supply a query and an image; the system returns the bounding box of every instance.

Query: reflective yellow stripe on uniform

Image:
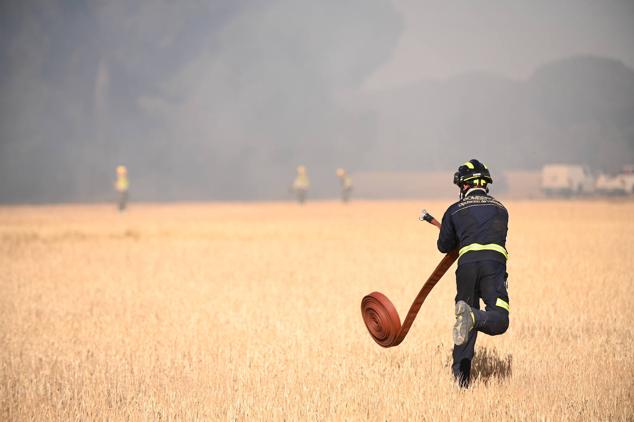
[496,298,510,312]
[458,243,508,260]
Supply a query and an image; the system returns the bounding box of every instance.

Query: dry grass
[1,200,633,420]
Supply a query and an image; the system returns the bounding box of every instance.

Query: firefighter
[114,165,129,212]
[436,159,510,388]
[336,168,353,203]
[292,165,310,204]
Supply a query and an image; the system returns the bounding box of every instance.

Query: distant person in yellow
[292,165,310,204]
[336,168,353,203]
[114,165,129,212]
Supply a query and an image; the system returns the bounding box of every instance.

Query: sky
[0,0,633,202]
[366,0,634,89]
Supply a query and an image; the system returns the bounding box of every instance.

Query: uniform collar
[465,188,487,197]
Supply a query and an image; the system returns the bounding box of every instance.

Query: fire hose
[360,210,458,347]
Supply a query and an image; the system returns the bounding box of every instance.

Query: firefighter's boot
[453,300,475,346]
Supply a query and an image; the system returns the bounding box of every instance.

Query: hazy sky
[0,0,632,202]
[365,0,634,89]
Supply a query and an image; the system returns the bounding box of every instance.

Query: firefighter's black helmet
[453,159,493,187]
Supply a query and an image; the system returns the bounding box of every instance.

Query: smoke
[354,56,634,174]
[0,0,401,202]
[1,1,632,203]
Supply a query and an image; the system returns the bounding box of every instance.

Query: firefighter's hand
[419,209,441,229]
[419,209,434,223]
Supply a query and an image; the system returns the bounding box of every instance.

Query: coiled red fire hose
[361,211,458,347]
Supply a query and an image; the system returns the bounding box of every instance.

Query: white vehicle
[595,165,634,195]
[541,164,595,196]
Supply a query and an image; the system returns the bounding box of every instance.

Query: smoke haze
[1,1,633,202]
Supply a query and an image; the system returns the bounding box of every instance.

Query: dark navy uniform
[437,188,510,386]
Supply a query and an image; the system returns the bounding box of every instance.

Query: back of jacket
[437,189,508,265]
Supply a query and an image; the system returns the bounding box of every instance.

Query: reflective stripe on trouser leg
[496,298,510,312]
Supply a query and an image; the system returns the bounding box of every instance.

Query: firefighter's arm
[436,209,457,253]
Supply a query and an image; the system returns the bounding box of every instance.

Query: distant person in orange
[114,165,129,212]
[292,165,310,204]
[336,168,353,203]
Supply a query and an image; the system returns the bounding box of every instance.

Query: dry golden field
[1,200,633,420]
